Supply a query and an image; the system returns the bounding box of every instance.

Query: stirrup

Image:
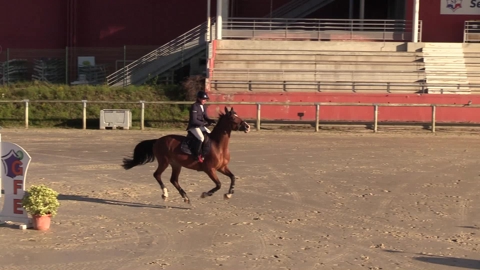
[198,154,204,163]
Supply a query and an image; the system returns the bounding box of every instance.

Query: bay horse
[121,106,251,204]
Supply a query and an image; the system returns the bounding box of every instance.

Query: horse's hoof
[201,192,209,198]
[162,195,168,201]
[224,193,232,200]
[184,198,190,204]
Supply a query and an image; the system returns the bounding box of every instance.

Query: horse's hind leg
[153,159,169,201]
[218,166,236,200]
[170,164,190,204]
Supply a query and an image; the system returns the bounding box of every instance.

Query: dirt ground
[0,127,480,270]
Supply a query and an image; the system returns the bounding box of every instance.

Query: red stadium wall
[206,92,480,124]
[75,0,207,47]
[405,0,480,42]
[0,0,67,49]
[2,0,210,49]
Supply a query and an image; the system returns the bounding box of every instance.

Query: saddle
[180,131,212,157]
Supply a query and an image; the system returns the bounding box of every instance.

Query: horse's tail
[122,139,157,170]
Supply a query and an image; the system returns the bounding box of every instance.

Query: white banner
[441,0,480,15]
[0,141,31,224]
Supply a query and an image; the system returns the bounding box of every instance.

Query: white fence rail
[3,100,480,133]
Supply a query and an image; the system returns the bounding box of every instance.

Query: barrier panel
[0,134,32,229]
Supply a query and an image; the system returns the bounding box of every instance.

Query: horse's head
[221,106,250,133]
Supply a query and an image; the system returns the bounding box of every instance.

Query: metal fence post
[140,100,145,130]
[373,105,378,132]
[82,100,87,130]
[24,99,29,129]
[256,103,261,131]
[315,103,320,132]
[431,105,436,133]
[65,47,69,84]
[6,48,9,85]
[123,45,126,88]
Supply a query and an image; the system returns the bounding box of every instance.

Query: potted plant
[21,184,60,231]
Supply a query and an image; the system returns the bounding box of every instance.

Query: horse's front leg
[217,166,236,200]
[201,169,222,198]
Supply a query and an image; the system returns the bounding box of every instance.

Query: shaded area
[414,256,480,269]
[58,194,190,210]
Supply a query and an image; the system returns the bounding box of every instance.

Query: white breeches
[189,126,211,142]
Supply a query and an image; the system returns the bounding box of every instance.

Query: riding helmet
[197,91,209,100]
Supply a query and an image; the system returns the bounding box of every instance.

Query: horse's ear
[224,106,228,114]
[231,107,234,112]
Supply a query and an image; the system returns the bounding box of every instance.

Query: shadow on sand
[58,194,190,210]
[413,256,480,269]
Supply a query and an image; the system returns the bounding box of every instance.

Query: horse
[121,106,251,204]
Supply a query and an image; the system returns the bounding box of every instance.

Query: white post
[82,100,87,130]
[140,101,145,131]
[207,0,211,42]
[24,100,29,129]
[216,0,223,40]
[412,0,420,42]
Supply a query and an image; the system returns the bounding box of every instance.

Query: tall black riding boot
[196,140,204,162]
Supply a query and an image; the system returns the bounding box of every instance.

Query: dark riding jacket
[186,102,215,130]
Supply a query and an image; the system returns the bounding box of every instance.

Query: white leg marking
[163,188,169,198]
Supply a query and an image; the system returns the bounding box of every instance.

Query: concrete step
[214,62,423,71]
[212,73,424,82]
[215,54,420,62]
[216,49,419,57]
[216,39,416,52]
[422,43,464,48]
[426,79,469,84]
[209,83,422,93]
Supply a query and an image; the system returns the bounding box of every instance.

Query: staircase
[265,0,337,18]
[107,22,209,87]
[422,43,470,94]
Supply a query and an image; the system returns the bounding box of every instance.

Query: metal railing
[106,22,208,87]
[5,99,480,133]
[223,18,422,42]
[208,80,480,94]
[464,20,480,43]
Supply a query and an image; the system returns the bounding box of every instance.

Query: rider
[187,90,216,162]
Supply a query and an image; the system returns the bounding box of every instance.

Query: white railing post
[82,100,87,130]
[373,105,378,133]
[24,100,29,129]
[315,103,320,132]
[140,101,145,130]
[256,103,261,131]
[431,105,436,133]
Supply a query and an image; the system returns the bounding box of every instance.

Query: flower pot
[32,214,52,231]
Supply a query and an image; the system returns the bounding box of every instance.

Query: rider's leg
[188,127,205,161]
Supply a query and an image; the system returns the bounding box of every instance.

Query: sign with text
[441,0,480,15]
[0,142,31,224]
